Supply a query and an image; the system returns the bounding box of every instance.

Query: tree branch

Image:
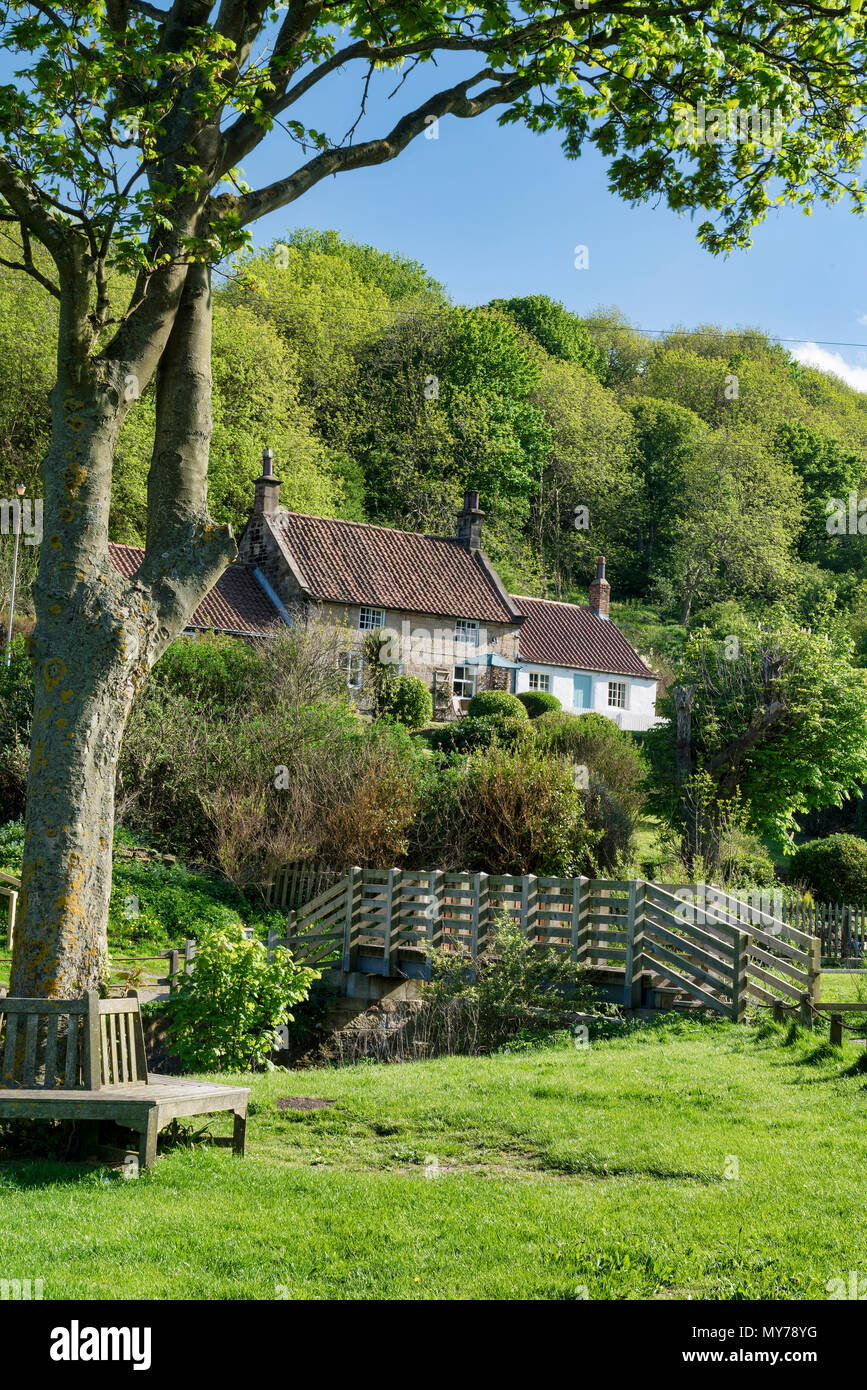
[220,67,540,227]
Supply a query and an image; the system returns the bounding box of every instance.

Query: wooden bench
[0,991,248,1170]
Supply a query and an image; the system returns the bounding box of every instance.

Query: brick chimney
[254,447,281,517]
[456,489,484,552]
[589,555,610,620]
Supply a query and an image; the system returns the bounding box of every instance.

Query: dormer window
[358,606,385,631]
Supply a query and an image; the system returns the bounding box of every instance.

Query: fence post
[184,939,195,975]
[731,931,749,1023]
[267,927,278,962]
[521,874,538,943]
[471,871,489,959]
[830,1012,843,1048]
[168,949,179,990]
[343,868,362,973]
[807,934,822,1004]
[5,889,16,950]
[426,869,444,964]
[799,992,813,1030]
[570,877,586,964]
[386,868,403,975]
[623,880,644,1010]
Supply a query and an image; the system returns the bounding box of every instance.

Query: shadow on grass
[0,1157,112,1189]
[538,1153,723,1183]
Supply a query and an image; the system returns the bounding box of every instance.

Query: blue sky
[4,32,867,389]
[239,56,867,392]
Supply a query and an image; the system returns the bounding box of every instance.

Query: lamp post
[4,481,26,668]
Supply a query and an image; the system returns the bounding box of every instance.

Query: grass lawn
[2,1016,866,1301]
[820,969,867,1005]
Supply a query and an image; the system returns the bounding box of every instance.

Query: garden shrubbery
[1,627,647,889]
[379,673,433,728]
[788,833,867,904]
[426,713,532,754]
[411,743,600,876]
[163,923,320,1070]
[466,689,528,720]
[517,689,561,718]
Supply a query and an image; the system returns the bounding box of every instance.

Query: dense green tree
[775,421,864,566]
[3,0,866,994]
[489,294,604,379]
[651,614,867,864]
[530,354,640,597]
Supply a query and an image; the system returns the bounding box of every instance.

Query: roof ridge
[276,510,463,545]
[513,592,591,611]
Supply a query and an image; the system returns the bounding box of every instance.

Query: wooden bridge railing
[0,870,20,950]
[269,869,822,1022]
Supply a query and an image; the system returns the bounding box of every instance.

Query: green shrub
[412,744,600,876]
[533,711,647,867]
[517,690,561,718]
[466,689,528,720]
[150,635,262,709]
[424,912,597,1052]
[0,635,32,821]
[164,922,320,1070]
[788,834,867,904]
[427,713,531,754]
[381,674,433,728]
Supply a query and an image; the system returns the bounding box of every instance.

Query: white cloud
[793,342,867,394]
[858,313,867,326]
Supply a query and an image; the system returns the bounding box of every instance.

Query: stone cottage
[109,453,659,728]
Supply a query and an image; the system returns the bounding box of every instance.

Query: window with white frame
[358,605,385,631]
[454,618,480,647]
[340,651,365,690]
[528,671,551,693]
[453,664,476,699]
[607,680,628,709]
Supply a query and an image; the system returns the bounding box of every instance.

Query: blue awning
[463,652,522,669]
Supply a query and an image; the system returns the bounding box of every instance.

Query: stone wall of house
[320,602,520,717]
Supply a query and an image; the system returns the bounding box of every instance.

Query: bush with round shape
[427,713,531,754]
[383,674,433,728]
[517,689,561,718]
[788,834,867,905]
[466,689,528,720]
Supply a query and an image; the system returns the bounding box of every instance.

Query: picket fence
[267,868,821,1023]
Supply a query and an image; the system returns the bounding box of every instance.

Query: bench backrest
[0,991,148,1091]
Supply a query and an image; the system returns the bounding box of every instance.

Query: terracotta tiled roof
[108,544,281,636]
[511,594,654,679]
[273,511,516,623]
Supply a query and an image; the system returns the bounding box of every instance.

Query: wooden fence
[0,871,20,950]
[661,884,866,961]
[263,862,344,913]
[269,869,821,1022]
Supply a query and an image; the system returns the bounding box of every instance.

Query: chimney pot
[589,554,610,620]
[456,487,485,552]
[254,447,280,516]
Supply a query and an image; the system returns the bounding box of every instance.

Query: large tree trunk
[10,260,234,998]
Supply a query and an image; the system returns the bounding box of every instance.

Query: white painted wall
[515,665,660,731]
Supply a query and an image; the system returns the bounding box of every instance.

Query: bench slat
[44,1014,59,1090]
[22,1012,39,1087]
[63,1016,79,1087]
[109,1011,120,1084]
[117,1011,129,1084]
[2,1012,18,1085]
[125,1013,137,1082]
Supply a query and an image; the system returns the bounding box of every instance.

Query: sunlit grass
[1,1017,865,1300]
